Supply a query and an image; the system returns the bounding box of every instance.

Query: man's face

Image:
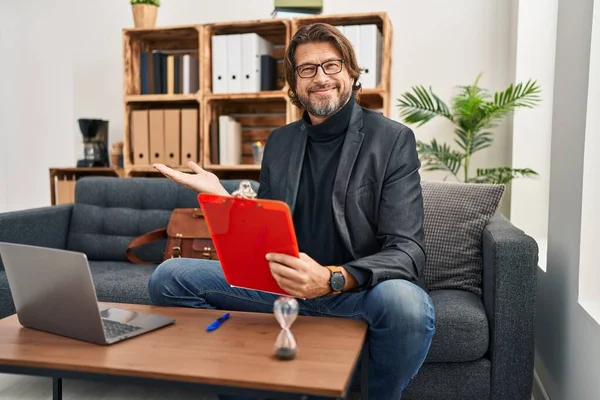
[294,41,353,120]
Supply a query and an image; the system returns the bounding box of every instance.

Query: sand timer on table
[273,297,299,360]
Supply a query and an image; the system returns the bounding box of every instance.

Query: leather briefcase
[126,207,218,265]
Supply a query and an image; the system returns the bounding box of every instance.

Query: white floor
[0,373,538,399]
[0,373,217,400]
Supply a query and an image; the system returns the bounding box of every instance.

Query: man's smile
[310,87,336,95]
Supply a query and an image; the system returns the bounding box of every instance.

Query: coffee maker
[77,118,110,167]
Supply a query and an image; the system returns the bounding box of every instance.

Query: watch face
[331,272,345,291]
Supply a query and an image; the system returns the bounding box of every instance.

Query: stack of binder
[130,108,199,166]
[337,25,382,89]
[212,33,277,93]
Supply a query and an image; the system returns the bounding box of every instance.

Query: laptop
[0,242,175,345]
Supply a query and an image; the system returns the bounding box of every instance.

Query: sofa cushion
[425,289,489,362]
[89,261,157,304]
[403,358,491,400]
[66,177,259,262]
[421,181,504,296]
[0,271,15,319]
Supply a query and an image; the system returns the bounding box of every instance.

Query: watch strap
[326,266,344,274]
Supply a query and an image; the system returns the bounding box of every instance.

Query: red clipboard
[197,193,299,297]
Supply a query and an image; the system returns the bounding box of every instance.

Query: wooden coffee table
[0,303,368,400]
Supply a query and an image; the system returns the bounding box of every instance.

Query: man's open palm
[153,161,229,196]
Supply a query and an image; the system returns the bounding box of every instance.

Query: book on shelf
[218,115,242,165]
[140,50,199,95]
[260,55,277,91]
[272,0,322,17]
[273,0,322,8]
[271,7,321,18]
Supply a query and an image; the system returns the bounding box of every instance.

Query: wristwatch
[327,266,346,294]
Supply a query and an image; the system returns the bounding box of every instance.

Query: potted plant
[131,0,160,29]
[397,74,542,184]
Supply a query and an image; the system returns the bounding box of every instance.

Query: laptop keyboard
[102,319,142,338]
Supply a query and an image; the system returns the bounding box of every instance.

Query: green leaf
[417,139,464,179]
[485,79,542,123]
[397,85,453,126]
[454,128,469,152]
[453,129,494,154]
[467,167,538,184]
[131,0,160,6]
[469,131,494,153]
[430,90,452,116]
[452,81,489,133]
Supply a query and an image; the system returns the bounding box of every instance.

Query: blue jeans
[148,258,435,400]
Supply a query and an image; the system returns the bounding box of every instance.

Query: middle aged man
[149,22,435,400]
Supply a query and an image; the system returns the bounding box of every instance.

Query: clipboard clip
[231,180,257,200]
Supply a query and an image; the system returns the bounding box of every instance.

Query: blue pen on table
[206,313,230,332]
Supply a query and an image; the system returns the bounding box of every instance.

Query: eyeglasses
[295,59,344,78]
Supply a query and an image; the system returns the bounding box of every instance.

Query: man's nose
[312,66,329,83]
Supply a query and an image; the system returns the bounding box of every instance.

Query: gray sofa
[0,176,538,400]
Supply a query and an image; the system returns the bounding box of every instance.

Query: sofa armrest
[0,205,73,271]
[482,213,538,400]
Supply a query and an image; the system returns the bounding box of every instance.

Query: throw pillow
[421,180,505,296]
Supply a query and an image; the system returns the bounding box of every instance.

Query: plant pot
[132,4,157,29]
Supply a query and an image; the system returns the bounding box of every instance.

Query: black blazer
[257,101,427,291]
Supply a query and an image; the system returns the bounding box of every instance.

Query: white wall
[0,5,15,212]
[578,0,600,322]
[510,0,558,271]
[0,1,76,212]
[0,0,517,212]
[535,0,600,399]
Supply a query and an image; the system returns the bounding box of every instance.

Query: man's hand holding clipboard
[266,252,333,298]
[198,193,357,299]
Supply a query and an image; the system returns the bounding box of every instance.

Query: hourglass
[273,297,299,360]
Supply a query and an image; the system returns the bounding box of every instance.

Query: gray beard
[299,88,352,118]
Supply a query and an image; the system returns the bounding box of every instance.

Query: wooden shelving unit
[49,167,124,205]
[122,24,202,177]
[121,12,393,180]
